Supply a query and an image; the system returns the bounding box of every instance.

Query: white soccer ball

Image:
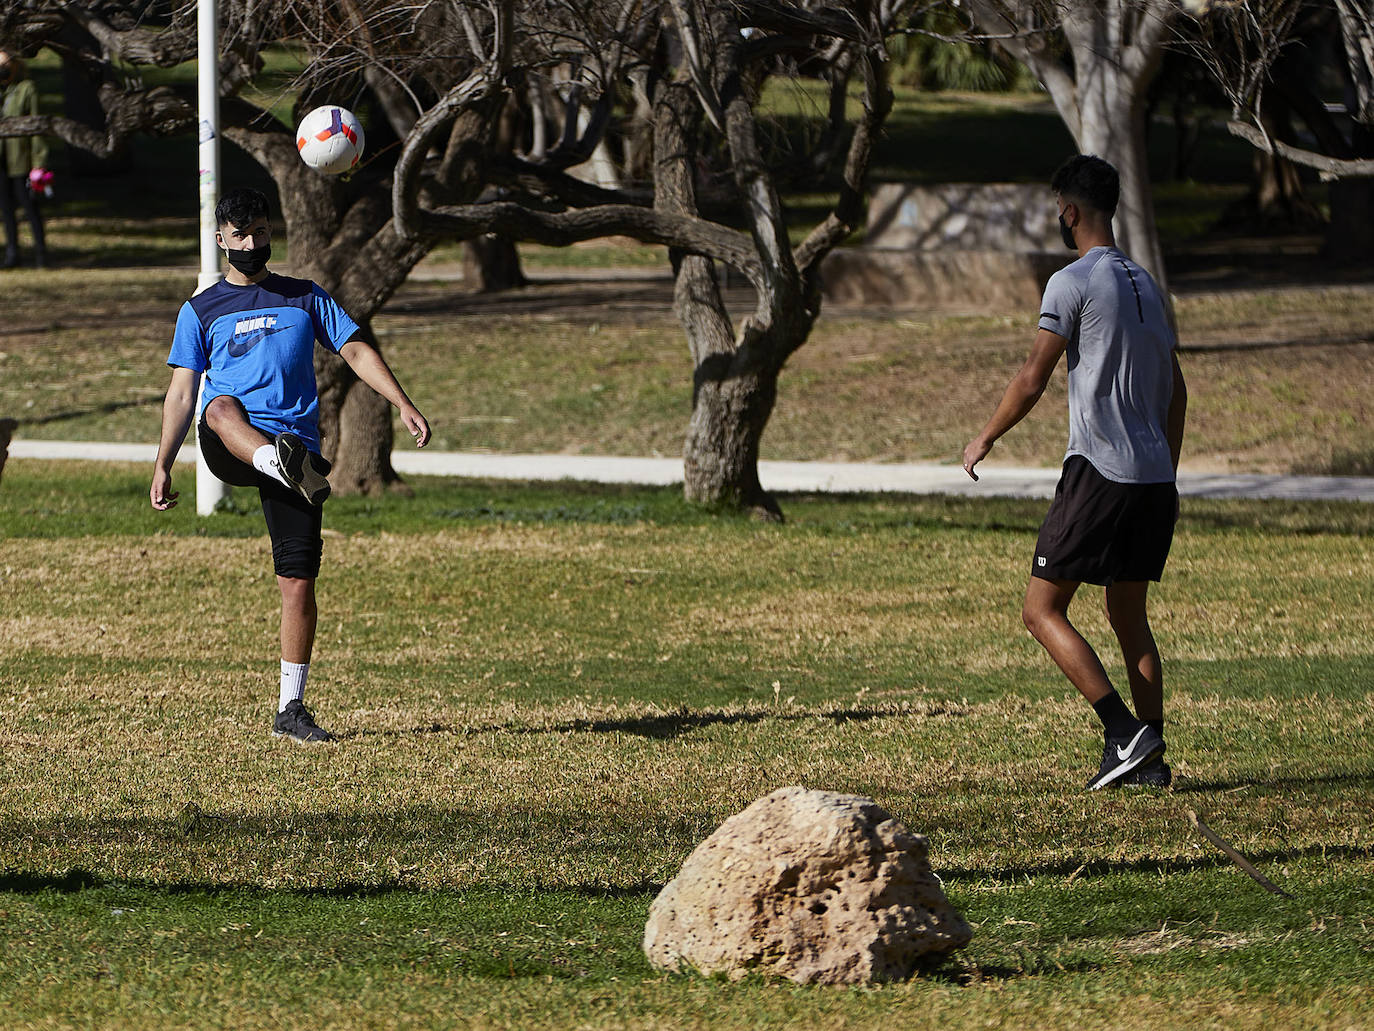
[295,105,365,175]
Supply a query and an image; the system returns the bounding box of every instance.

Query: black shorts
[197,414,324,580]
[1032,455,1177,587]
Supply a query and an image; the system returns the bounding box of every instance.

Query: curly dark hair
[1050,155,1119,217]
[214,188,270,231]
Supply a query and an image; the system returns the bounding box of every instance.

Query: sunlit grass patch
[1,467,1371,1027]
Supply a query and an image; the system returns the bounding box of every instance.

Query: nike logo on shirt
[227,315,288,357]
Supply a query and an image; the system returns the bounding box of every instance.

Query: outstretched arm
[962,328,1068,481]
[150,366,201,510]
[339,337,431,447]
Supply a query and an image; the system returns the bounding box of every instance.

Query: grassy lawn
[1,463,1372,1028]
[4,51,1371,1029]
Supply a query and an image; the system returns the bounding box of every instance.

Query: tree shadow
[0,866,663,902]
[1178,332,1374,355]
[335,704,939,742]
[940,842,1370,887]
[1172,768,1374,795]
[13,394,162,427]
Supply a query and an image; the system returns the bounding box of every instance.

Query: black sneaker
[1121,755,1173,788]
[274,432,331,505]
[1086,724,1165,791]
[272,699,333,743]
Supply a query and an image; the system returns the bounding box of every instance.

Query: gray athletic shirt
[1038,246,1176,484]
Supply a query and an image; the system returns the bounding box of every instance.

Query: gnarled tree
[3,0,913,516]
[396,0,912,518]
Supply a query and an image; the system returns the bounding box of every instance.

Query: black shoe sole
[272,728,333,744]
[275,433,331,505]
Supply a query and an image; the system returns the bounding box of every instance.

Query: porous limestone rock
[644,786,971,984]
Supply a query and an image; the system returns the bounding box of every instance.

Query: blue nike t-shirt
[167,273,360,451]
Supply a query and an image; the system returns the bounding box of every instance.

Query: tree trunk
[463,234,527,291]
[314,319,401,496]
[1325,177,1374,262]
[1077,92,1165,287]
[677,257,783,520]
[654,76,783,520]
[684,367,780,518]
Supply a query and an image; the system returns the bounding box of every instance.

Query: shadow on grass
[1177,499,1374,536]
[1172,767,1374,794]
[14,395,163,427]
[0,867,661,902]
[1178,333,1374,355]
[940,842,1373,887]
[334,704,948,742]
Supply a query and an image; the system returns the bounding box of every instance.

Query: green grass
[1,462,1372,1028]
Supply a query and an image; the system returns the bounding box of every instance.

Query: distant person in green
[0,50,49,269]
[963,154,1188,791]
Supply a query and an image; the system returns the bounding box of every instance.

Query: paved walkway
[10,439,1374,501]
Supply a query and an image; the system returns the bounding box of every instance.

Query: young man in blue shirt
[150,188,430,743]
[963,155,1188,790]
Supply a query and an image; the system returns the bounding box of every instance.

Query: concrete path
[9,438,1374,502]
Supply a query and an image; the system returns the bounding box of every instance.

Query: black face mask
[1058,213,1077,250]
[226,243,271,276]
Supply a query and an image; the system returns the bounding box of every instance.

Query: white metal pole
[194,0,228,515]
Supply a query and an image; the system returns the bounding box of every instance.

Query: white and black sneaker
[272,699,333,743]
[274,431,331,505]
[1086,724,1165,791]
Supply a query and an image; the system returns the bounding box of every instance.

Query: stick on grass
[1187,809,1293,898]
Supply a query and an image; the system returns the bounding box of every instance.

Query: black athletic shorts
[1032,455,1177,587]
[197,413,324,580]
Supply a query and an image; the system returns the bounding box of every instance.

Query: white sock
[252,443,291,488]
[279,660,309,712]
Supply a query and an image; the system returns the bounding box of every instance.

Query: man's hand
[401,404,430,448]
[150,467,179,510]
[963,437,991,481]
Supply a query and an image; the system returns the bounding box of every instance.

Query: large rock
[643,787,971,984]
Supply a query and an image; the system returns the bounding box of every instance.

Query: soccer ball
[296,105,365,175]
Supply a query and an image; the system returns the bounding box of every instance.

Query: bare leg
[1022,577,1116,704]
[1104,580,1163,723]
[204,394,273,465]
[278,576,317,665]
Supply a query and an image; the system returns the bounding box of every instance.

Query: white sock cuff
[279,660,309,712]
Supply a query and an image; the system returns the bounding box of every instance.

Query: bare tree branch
[409,198,762,272]
[1227,119,1374,176]
[0,83,192,156]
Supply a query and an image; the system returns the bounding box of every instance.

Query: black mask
[226,243,271,276]
[1058,213,1076,250]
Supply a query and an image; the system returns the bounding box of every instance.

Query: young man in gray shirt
[963,155,1188,790]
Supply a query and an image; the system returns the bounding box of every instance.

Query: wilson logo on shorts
[1037,556,1047,567]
